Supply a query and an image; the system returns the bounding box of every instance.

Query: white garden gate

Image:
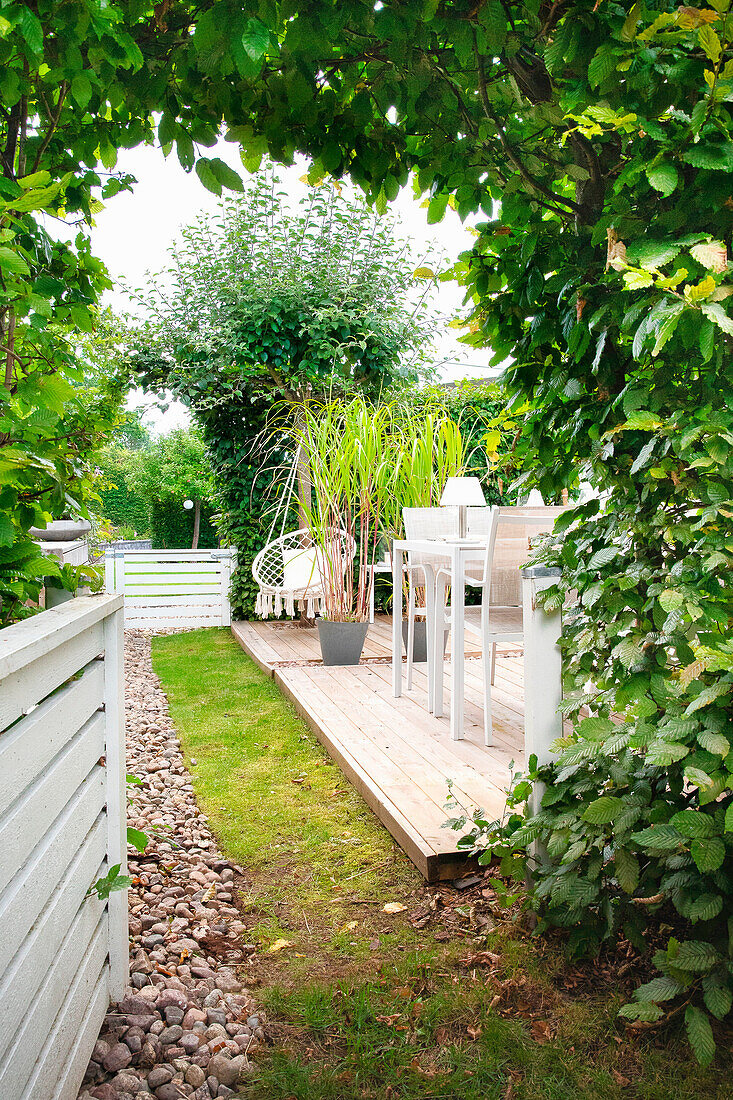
[104,547,236,628]
[0,594,127,1100]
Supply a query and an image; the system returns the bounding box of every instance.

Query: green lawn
[152,628,732,1100]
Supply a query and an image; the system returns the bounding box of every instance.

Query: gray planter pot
[402,620,449,663]
[317,620,369,666]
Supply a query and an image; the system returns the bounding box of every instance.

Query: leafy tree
[129,169,439,525]
[125,428,216,549]
[0,0,271,621]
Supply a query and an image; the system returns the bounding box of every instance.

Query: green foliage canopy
[130,171,439,409]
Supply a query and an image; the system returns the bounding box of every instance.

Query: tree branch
[31,82,68,174]
[475,47,579,214]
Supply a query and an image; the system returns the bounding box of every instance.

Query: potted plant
[380,404,468,662]
[293,398,394,665]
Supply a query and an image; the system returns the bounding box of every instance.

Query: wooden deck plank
[232,616,526,881]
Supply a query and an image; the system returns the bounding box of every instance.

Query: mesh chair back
[487,505,567,606]
[402,507,459,569]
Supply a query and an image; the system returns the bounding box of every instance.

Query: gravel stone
[102,1043,133,1073]
[147,1066,174,1089]
[77,631,263,1100]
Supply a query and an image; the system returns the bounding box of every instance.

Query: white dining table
[391,537,486,741]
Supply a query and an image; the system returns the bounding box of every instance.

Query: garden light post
[183,498,200,550]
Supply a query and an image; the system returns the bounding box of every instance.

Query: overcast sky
[89,138,494,433]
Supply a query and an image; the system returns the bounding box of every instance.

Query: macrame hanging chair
[251,448,352,620]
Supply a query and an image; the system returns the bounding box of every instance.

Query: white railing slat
[0,594,126,1100]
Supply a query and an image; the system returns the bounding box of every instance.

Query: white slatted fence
[0,594,127,1100]
[105,548,236,628]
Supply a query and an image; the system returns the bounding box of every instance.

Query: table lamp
[440,476,486,539]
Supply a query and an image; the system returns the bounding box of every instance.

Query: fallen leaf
[530,1019,555,1043]
[467,1024,482,1039]
[382,902,408,914]
[612,1070,631,1088]
[339,920,358,933]
[267,938,294,954]
[369,937,380,951]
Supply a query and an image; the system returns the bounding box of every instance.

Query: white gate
[104,548,237,628]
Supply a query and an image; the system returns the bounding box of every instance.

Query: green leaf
[685,1005,715,1066]
[613,636,643,670]
[645,739,689,765]
[427,194,449,224]
[691,837,725,872]
[583,795,624,824]
[632,824,683,850]
[0,246,30,275]
[208,158,244,192]
[686,681,732,715]
[126,827,148,852]
[659,589,684,613]
[480,0,507,51]
[701,302,733,336]
[703,976,732,1020]
[588,545,619,569]
[0,512,13,546]
[725,802,733,832]
[195,158,222,196]
[675,941,719,972]
[697,729,730,757]
[18,6,43,53]
[670,809,715,838]
[689,893,723,922]
[635,975,685,1002]
[17,171,50,190]
[699,24,722,64]
[618,1001,663,1022]
[614,847,640,893]
[576,716,615,739]
[241,17,270,62]
[701,318,716,363]
[588,47,618,88]
[71,72,92,110]
[646,162,679,196]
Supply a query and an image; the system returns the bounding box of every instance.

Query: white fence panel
[105,547,236,628]
[0,594,127,1100]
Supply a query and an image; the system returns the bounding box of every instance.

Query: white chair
[401,507,461,699]
[433,505,567,745]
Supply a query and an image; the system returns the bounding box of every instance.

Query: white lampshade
[183,499,194,510]
[440,476,486,507]
[525,489,545,506]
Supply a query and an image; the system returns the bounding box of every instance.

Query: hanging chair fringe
[255,585,324,621]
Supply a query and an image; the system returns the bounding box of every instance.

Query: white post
[104,549,116,594]
[103,603,128,1000]
[521,565,563,817]
[212,548,235,627]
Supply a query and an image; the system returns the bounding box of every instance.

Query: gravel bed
[78,629,262,1100]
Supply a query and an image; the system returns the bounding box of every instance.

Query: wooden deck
[231,615,525,882]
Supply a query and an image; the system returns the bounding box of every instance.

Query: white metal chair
[252,527,353,619]
[401,507,460,697]
[434,505,567,745]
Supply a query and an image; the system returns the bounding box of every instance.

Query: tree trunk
[192,499,201,550]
